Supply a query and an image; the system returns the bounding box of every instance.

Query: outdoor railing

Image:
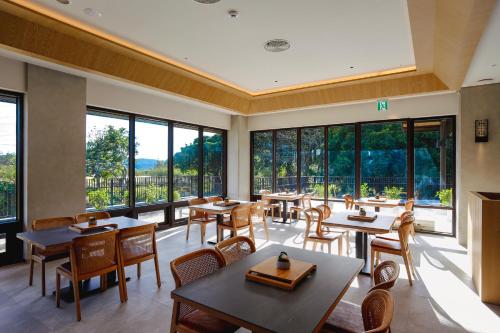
[0,182,16,219]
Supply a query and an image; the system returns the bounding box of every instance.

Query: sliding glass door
[0,91,23,265]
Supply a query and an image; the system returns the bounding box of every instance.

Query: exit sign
[377,99,388,111]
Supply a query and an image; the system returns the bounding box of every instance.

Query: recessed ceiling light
[492,64,497,67]
[264,39,291,52]
[56,0,71,4]
[83,8,103,18]
[350,66,355,69]
[193,0,221,4]
[227,10,239,19]
[274,80,278,83]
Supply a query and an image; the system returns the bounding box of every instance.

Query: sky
[86,114,218,160]
[0,102,16,155]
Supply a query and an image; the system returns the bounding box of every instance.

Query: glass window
[135,118,168,205]
[86,111,130,210]
[252,131,273,194]
[300,127,324,198]
[203,129,223,197]
[276,129,297,193]
[328,125,355,199]
[173,124,199,200]
[414,118,454,206]
[361,122,407,199]
[0,95,17,220]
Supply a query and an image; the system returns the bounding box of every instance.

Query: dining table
[354,197,401,212]
[16,216,156,302]
[188,201,249,245]
[171,244,364,333]
[264,192,304,223]
[323,212,396,274]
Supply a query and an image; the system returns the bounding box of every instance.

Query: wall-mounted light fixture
[475,119,488,142]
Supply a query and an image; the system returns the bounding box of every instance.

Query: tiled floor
[0,216,498,333]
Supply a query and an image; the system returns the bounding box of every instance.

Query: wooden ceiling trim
[0,2,251,113]
[433,0,496,90]
[247,73,448,114]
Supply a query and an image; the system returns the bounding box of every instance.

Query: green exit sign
[377,99,388,111]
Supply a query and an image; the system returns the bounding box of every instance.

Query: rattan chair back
[215,236,256,265]
[361,289,394,332]
[75,211,111,223]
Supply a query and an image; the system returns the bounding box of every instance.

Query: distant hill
[135,158,165,170]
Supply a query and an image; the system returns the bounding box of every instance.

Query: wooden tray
[69,222,118,234]
[347,214,378,222]
[368,198,387,202]
[213,200,240,207]
[245,256,316,290]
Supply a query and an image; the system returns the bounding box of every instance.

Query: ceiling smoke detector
[228,10,239,19]
[264,39,291,52]
[193,0,221,4]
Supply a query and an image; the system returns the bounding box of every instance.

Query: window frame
[249,116,456,237]
[86,106,227,229]
[0,89,24,265]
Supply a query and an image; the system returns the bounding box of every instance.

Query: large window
[328,125,355,199]
[301,127,324,198]
[252,131,273,194]
[86,111,130,210]
[85,107,226,226]
[135,118,168,205]
[203,129,224,197]
[173,124,199,201]
[0,95,18,221]
[276,129,297,193]
[250,117,456,235]
[361,122,407,199]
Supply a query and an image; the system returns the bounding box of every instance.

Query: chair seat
[322,301,364,333]
[190,217,217,224]
[371,237,401,251]
[375,233,400,241]
[308,232,343,241]
[34,245,69,259]
[180,309,238,333]
[220,222,249,229]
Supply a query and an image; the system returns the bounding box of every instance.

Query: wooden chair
[259,189,281,222]
[118,224,161,301]
[344,194,355,210]
[303,208,343,254]
[218,203,255,242]
[369,260,400,293]
[186,198,216,243]
[56,230,125,321]
[376,211,414,241]
[215,236,256,265]
[322,289,394,333]
[316,204,350,255]
[170,249,239,333]
[371,213,416,286]
[250,202,269,240]
[289,193,312,222]
[75,211,111,223]
[29,216,75,296]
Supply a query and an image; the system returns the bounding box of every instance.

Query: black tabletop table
[171,244,364,333]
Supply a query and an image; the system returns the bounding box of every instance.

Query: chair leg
[327,242,331,254]
[249,224,255,243]
[312,242,317,252]
[345,231,350,255]
[376,252,381,266]
[154,255,161,288]
[408,250,416,277]
[41,260,46,297]
[120,265,128,302]
[137,263,141,279]
[263,218,269,240]
[56,272,61,308]
[29,258,34,286]
[73,278,82,321]
[402,253,413,286]
[370,248,376,282]
[303,239,307,249]
[338,237,343,256]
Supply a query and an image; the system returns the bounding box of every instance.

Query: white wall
[227,116,250,200]
[0,56,25,92]
[248,92,459,131]
[87,79,232,130]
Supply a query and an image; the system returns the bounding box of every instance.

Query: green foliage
[86,126,130,178]
[360,183,374,198]
[88,188,110,211]
[436,188,452,206]
[312,183,343,198]
[144,184,167,204]
[0,153,16,183]
[384,186,403,199]
[173,190,181,201]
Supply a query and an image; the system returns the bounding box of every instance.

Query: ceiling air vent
[193,0,221,4]
[264,39,291,52]
[477,78,494,82]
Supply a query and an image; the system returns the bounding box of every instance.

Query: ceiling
[29,0,415,93]
[462,0,500,87]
